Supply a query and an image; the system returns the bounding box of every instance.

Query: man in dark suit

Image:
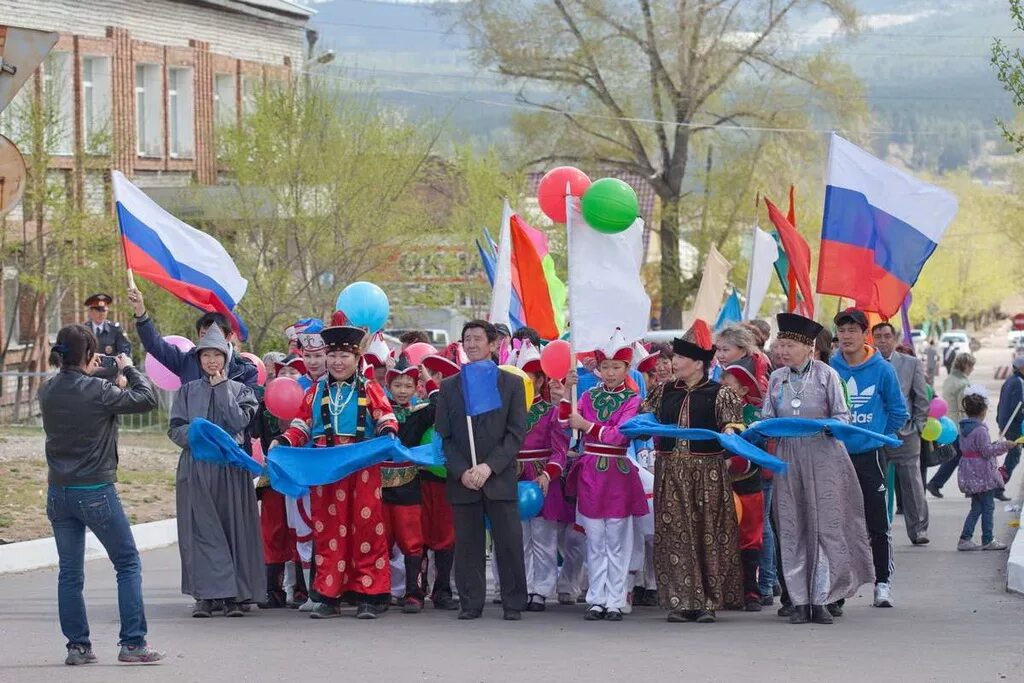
[435,320,528,621]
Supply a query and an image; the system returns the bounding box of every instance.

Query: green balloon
[420,427,446,478]
[921,417,942,442]
[580,178,639,233]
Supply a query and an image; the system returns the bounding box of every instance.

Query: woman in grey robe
[169,324,262,617]
[762,313,873,625]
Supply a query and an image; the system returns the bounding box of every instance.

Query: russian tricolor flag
[112,171,250,340]
[817,134,958,317]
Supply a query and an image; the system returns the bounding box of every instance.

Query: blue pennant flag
[461,359,503,417]
[714,288,743,331]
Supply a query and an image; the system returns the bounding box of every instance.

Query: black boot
[431,549,459,610]
[789,605,811,624]
[740,548,762,611]
[403,554,424,613]
[811,605,834,624]
[259,563,287,609]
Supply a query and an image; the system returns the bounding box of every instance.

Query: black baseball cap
[494,323,512,338]
[833,307,868,331]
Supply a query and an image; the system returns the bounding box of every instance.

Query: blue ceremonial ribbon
[741,417,902,450]
[187,419,445,498]
[619,414,788,474]
[188,418,265,477]
[266,434,446,498]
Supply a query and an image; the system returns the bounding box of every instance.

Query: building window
[2,268,20,347]
[135,63,163,157]
[241,75,259,116]
[0,87,30,147]
[168,67,194,158]
[43,51,73,155]
[81,56,111,154]
[214,73,236,127]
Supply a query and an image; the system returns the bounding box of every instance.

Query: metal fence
[0,371,174,432]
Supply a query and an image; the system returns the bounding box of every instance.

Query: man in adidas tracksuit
[830,308,909,609]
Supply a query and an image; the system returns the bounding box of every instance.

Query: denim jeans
[960,491,995,545]
[47,484,147,648]
[758,477,777,597]
[1005,446,1021,480]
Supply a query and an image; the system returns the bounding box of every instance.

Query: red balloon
[540,339,572,380]
[537,166,591,223]
[240,352,267,386]
[404,342,436,366]
[265,377,304,421]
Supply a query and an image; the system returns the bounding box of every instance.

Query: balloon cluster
[921,398,957,445]
[537,166,639,234]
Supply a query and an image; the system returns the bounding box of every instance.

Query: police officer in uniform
[83,293,131,380]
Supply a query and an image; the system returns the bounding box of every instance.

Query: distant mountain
[307,0,1024,169]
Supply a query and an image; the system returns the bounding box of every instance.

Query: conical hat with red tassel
[672,319,716,362]
[594,328,633,365]
[512,339,542,374]
[631,342,659,374]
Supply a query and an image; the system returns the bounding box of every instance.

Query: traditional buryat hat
[363,332,392,369]
[320,326,367,355]
[776,312,824,346]
[672,319,716,362]
[631,342,659,374]
[84,293,113,309]
[723,364,763,402]
[512,339,542,374]
[594,328,633,365]
[385,355,420,385]
[422,353,460,378]
[273,353,307,376]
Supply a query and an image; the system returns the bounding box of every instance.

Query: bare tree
[454,0,859,326]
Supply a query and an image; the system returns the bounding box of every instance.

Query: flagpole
[113,182,137,291]
[466,415,478,468]
[565,184,579,426]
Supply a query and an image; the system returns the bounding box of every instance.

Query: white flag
[487,199,513,329]
[688,245,731,325]
[743,225,779,320]
[567,197,651,352]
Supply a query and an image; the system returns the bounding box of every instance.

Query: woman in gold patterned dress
[641,320,746,623]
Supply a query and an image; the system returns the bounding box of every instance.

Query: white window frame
[43,51,73,155]
[168,67,194,158]
[214,73,236,127]
[135,63,163,157]
[81,55,111,154]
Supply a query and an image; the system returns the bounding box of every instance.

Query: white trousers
[579,514,634,611]
[285,494,313,564]
[522,518,560,598]
[391,545,406,597]
[557,523,586,597]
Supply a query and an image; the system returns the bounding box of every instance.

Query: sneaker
[224,601,245,617]
[957,538,981,551]
[557,592,575,606]
[925,482,943,499]
[912,536,930,546]
[502,609,522,621]
[192,599,214,618]
[982,540,1008,551]
[994,491,1011,502]
[309,602,342,619]
[666,609,697,623]
[873,582,894,608]
[65,644,97,666]
[298,598,319,612]
[117,644,165,664]
[355,603,380,620]
[695,609,716,624]
[583,605,606,621]
[744,596,763,612]
[605,609,623,622]
[431,591,460,611]
[760,595,775,607]
[777,603,794,618]
[641,589,659,607]
[402,595,423,614]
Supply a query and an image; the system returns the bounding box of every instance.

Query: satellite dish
[0,25,59,113]
[0,134,26,218]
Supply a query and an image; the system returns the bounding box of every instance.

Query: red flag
[785,186,799,314]
[765,197,814,318]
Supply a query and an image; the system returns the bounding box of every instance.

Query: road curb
[1010,480,1024,596]
[0,518,177,574]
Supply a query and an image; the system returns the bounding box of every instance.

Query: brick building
[0,0,311,369]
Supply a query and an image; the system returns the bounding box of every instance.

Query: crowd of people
[36,289,1021,666]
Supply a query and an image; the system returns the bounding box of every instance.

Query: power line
[303,68,1005,137]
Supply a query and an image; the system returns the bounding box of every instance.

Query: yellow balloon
[499,364,534,410]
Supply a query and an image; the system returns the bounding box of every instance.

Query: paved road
[1,339,1022,682]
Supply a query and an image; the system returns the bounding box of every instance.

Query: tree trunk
[659,195,684,329]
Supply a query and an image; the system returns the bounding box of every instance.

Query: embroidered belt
[515,450,551,478]
[381,463,418,488]
[583,443,628,458]
[657,448,727,458]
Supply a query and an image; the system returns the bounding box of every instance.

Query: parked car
[383,328,450,348]
[940,330,972,358]
[911,329,925,354]
[1009,328,1024,348]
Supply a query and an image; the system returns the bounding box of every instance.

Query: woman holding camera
[38,324,164,666]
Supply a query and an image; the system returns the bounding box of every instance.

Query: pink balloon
[240,352,267,386]
[404,342,436,367]
[143,335,195,391]
[265,377,305,421]
[540,339,572,380]
[928,397,948,419]
[537,166,591,223]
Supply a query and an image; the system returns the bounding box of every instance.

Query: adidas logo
[847,377,876,409]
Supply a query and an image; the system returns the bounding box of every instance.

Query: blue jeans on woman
[47,484,147,649]
[758,478,777,598]
[960,491,996,545]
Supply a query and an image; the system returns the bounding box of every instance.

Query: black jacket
[435,369,527,504]
[38,366,158,486]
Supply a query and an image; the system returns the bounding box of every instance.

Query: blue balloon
[937,416,958,446]
[335,281,389,333]
[517,481,544,520]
